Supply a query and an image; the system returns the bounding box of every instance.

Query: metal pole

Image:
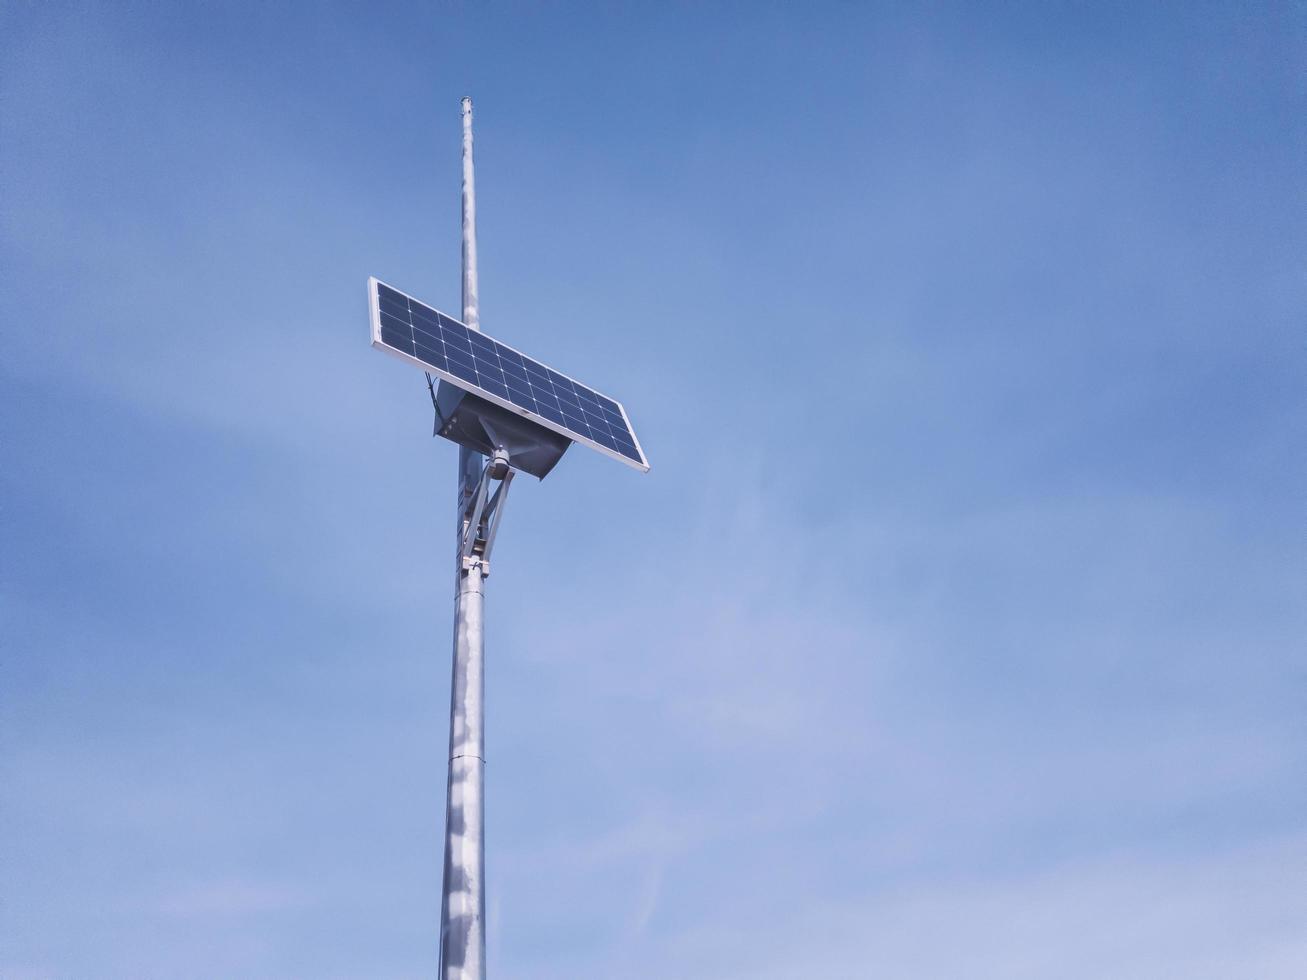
[440,95,487,980]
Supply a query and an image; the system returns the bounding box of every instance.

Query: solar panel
[368,277,650,473]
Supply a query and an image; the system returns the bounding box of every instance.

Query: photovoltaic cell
[368,277,649,472]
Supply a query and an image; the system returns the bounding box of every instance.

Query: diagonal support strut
[457,447,514,574]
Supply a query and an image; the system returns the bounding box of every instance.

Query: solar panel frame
[368,277,650,473]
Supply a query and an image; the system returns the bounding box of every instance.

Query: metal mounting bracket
[458,445,514,575]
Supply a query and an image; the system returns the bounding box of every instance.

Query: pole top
[461,96,473,115]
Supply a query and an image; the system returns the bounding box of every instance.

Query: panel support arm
[457,447,514,575]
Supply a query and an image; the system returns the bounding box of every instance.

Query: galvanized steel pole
[440,95,487,980]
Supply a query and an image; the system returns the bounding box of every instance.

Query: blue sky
[1,2,1302,977]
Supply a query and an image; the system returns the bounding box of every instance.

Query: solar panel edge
[368,277,650,473]
[613,400,650,472]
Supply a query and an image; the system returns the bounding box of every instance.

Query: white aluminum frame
[368,276,651,473]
